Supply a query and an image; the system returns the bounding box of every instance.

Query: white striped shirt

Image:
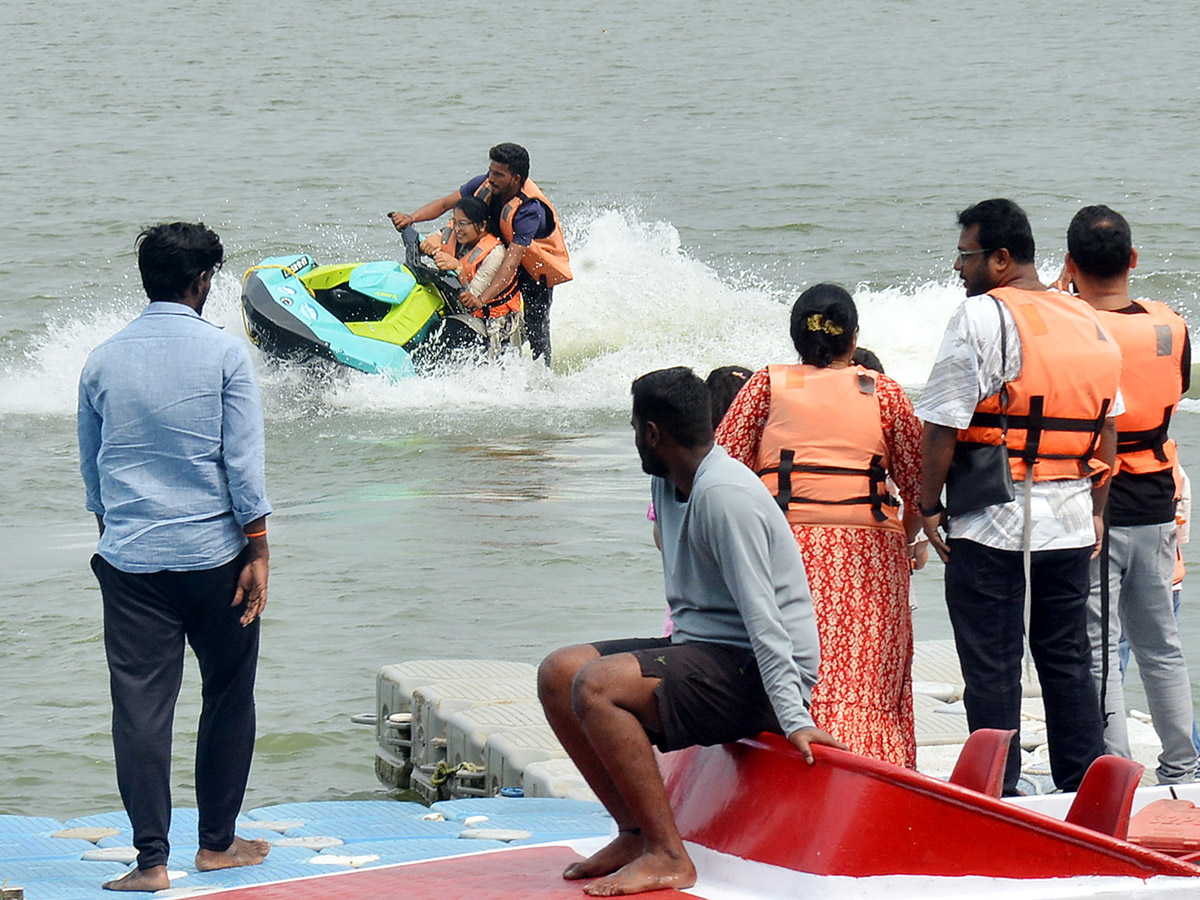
[916,294,1122,551]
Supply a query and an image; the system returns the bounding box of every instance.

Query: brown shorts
[590,636,784,752]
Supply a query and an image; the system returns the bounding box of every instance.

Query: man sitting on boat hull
[538,367,843,896]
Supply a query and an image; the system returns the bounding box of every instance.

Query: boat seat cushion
[349,261,417,306]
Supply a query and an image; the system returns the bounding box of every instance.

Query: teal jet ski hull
[240,229,471,376]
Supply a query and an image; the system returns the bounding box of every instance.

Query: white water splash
[0,208,1033,420]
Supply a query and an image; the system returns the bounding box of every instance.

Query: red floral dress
[716,367,922,768]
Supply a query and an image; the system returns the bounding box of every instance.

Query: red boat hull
[659,733,1200,879]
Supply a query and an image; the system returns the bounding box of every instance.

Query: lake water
[3,0,1200,819]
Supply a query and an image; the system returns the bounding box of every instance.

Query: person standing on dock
[716,285,924,770]
[77,222,273,892]
[917,199,1121,796]
[1058,205,1197,784]
[538,367,844,896]
[390,142,572,365]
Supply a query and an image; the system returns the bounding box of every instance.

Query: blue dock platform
[0,798,612,899]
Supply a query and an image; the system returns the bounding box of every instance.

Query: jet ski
[241,226,480,376]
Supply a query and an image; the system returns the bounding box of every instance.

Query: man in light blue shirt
[78,222,272,892]
[538,367,842,897]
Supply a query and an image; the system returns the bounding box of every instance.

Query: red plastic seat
[1065,755,1145,840]
[949,728,1017,797]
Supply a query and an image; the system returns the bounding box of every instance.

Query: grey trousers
[1087,522,1198,784]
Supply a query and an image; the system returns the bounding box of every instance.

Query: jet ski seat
[349,261,418,306]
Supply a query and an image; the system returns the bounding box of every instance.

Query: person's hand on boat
[432,250,458,272]
[788,726,848,764]
[419,235,442,256]
[460,289,484,311]
[390,211,415,231]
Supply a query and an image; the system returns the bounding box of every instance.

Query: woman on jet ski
[420,196,525,358]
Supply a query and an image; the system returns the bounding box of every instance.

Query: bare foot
[103,865,170,892]
[564,830,644,880]
[195,836,271,871]
[583,849,697,896]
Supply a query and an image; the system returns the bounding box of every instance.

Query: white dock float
[912,639,1043,699]
[374,660,536,788]
[410,678,540,770]
[482,725,570,796]
[444,702,547,769]
[522,758,597,802]
[378,660,536,706]
[912,693,971,747]
[371,647,1175,803]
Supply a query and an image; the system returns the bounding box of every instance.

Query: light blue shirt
[78,302,272,573]
[652,444,819,734]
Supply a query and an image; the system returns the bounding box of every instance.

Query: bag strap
[990,294,1009,439]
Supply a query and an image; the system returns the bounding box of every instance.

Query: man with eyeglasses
[914,198,1122,796]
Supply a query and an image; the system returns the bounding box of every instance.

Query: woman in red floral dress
[716,284,924,767]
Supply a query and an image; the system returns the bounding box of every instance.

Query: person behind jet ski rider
[391,142,572,365]
[420,196,524,358]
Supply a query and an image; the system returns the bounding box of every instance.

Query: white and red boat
[181,732,1200,899]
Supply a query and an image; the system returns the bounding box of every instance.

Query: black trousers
[518,267,554,365]
[92,551,259,869]
[944,539,1103,794]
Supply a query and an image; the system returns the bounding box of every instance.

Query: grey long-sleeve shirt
[652,444,819,734]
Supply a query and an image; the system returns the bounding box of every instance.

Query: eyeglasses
[955,248,995,264]
[450,219,479,229]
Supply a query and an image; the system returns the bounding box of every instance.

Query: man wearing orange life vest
[1058,205,1197,784]
[917,199,1121,796]
[419,196,524,358]
[391,143,572,365]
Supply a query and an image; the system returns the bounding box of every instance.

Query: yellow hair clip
[806,314,844,336]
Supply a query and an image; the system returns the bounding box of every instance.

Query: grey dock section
[368,643,1164,802]
[368,659,595,804]
[910,640,1164,790]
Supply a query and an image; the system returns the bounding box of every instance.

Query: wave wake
[0,208,1009,421]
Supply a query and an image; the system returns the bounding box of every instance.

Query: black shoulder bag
[945,295,1016,517]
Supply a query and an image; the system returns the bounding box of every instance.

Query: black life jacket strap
[770,449,795,512]
[483,275,521,310]
[968,411,1106,433]
[758,453,896,522]
[781,496,900,509]
[1117,406,1174,462]
[968,396,1111,466]
[1078,397,1111,463]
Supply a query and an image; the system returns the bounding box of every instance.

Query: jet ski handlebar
[400,225,466,314]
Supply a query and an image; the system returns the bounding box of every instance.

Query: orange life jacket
[755,364,902,532]
[435,227,521,319]
[473,177,573,288]
[1096,300,1186,476]
[958,287,1122,482]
